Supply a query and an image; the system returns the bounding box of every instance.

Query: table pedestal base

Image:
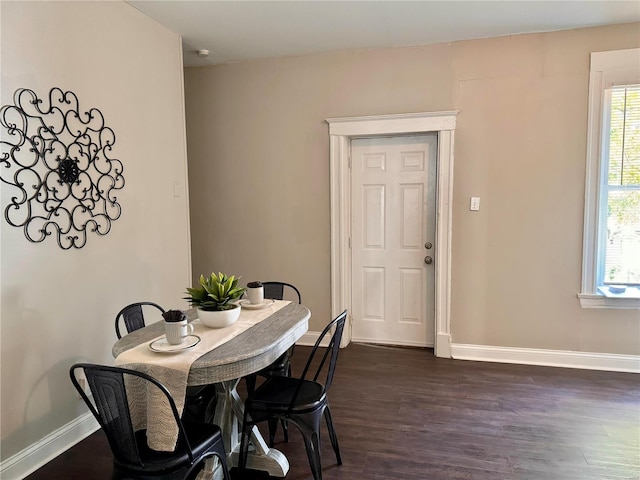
[195,379,289,480]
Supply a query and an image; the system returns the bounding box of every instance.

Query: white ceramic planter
[197,304,241,328]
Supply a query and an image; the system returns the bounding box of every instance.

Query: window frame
[579,48,640,309]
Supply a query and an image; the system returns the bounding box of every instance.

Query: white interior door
[351,134,437,347]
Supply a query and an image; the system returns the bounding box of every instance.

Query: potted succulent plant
[185,272,246,328]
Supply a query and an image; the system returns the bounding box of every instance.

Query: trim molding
[300,336,639,373]
[578,293,640,309]
[0,412,99,480]
[581,48,640,298]
[326,111,458,358]
[436,333,452,358]
[297,332,325,347]
[451,343,640,373]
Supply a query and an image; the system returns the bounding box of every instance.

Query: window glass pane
[608,85,640,186]
[605,190,640,284]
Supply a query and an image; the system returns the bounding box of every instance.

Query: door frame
[327,111,457,358]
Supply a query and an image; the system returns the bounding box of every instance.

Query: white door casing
[351,135,437,346]
[327,111,457,358]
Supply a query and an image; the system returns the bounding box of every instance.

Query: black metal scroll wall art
[0,88,124,249]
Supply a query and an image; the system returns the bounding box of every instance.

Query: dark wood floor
[26,343,639,480]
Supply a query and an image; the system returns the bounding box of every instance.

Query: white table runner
[115,300,290,452]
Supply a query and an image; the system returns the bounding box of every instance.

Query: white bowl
[197,305,241,328]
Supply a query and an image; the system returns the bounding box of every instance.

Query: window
[600,85,640,288]
[580,49,640,309]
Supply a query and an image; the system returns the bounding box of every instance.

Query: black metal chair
[114,301,217,424]
[262,281,302,305]
[115,301,166,339]
[239,310,347,480]
[70,363,230,480]
[244,282,302,444]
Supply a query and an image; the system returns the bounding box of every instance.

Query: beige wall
[1,1,191,463]
[185,23,640,354]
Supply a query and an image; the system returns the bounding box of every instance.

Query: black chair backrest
[115,301,165,339]
[70,363,193,466]
[262,282,302,304]
[290,310,347,408]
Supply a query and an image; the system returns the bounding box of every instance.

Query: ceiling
[126,1,640,67]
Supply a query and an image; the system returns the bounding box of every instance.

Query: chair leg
[289,410,324,480]
[323,405,342,465]
[266,361,290,446]
[268,418,279,447]
[216,450,231,480]
[190,449,230,480]
[266,419,289,446]
[245,374,257,397]
[281,359,291,443]
[301,430,323,480]
[267,418,288,446]
[211,434,231,480]
[238,411,253,471]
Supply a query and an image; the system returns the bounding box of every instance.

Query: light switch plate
[470,197,480,211]
[173,181,184,198]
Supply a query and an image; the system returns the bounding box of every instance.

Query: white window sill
[578,286,640,309]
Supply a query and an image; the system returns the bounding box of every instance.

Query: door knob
[424,256,433,265]
[425,242,432,249]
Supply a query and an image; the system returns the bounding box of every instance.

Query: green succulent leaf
[185,271,247,311]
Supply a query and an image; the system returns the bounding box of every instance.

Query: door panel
[363,267,385,319]
[399,267,423,324]
[363,185,385,247]
[351,134,437,347]
[401,184,424,247]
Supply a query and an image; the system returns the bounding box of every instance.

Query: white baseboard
[302,335,639,373]
[451,343,640,373]
[435,332,452,358]
[297,331,325,347]
[0,412,100,480]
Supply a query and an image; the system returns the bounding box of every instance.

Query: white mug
[247,286,264,305]
[165,320,194,345]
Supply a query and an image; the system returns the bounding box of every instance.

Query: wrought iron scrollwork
[0,87,124,249]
